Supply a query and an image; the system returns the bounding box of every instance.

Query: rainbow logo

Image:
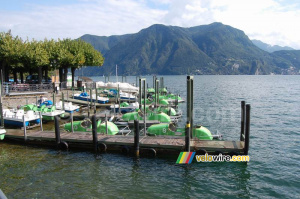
[176,152,196,164]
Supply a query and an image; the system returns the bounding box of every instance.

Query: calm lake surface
[1,75,299,198]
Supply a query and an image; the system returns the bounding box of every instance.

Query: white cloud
[0,0,299,49]
[161,0,300,49]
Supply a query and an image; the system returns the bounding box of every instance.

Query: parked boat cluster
[0,79,220,141]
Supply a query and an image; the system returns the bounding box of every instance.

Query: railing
[2,83,54,94]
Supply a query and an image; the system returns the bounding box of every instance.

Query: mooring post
[52,93,55,106]
[244,104,251,155]
[62,92,65,111]
[23,115,27,142]
[155,79,159,107]
[36,96,38,105]
[67,90,69,100]
[143,79,146,136]
[105,114,108,135]
[0,102,4,128]
[139,78,142,110]
[240,101,246,141]
[117,84,121,115]
[185,121,190,152]
[92,115,98,153]
[70,111,74,133]
[134,120,140,157]
[39,112,43,132]
[54,116,61,145]
[72,88,74,99]
[153,75,156,89]
[26,97,28,105]
[187,76,194,138]
[113,103,116,116]
[95,88,98,114]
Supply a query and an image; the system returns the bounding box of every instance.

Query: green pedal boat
[64,119,119,135]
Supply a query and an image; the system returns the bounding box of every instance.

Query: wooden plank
[4,129,244,152]
[65,98,112,107]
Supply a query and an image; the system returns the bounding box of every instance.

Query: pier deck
[4,129,245,155]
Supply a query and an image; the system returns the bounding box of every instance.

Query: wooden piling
[143,79,146,135]
[52,93,55,105]
[62,92,65,110]
[185,121,190,152]
[134,120,140,157]
[187,76,194,138]
[70,111,74,133]
[92,115,98,153]
[240,101,246,141]
[39,112,43,132]
[0,102,4,128]
[54,116,61,145]
[105,114,108,135]
[244,104,251,155]
[139,78,142,110]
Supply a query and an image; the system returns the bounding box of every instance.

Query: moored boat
[147,123,220,140]
[0,128,6,140]
[64,118,119,135]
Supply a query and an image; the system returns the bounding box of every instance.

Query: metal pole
[134,120,140,157]
[39,112,43,132]
[52,93,55,105]
[71,111,74,133]
[139,78,142,110]
[244,104,251,155]
[155,79,159,107]
[95,88,98,114]
[23,115,27,142]
[105,114,108,135]
[62,92,65,111]
[118,84,121,115]
[92,115,98,153]
[240,101,246,141]
[143,79,146,135]
[0,103,4,128]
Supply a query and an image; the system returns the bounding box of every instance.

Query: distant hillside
[78,23,300,75]
[252,39,294,53]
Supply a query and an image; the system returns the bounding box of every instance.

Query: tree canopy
[0,31,104,84]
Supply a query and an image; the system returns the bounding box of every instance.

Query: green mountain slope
[79,23,299,75]
[252,39,294,53]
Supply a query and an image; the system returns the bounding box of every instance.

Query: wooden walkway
[4,129,245,154]
[64,98,112,107]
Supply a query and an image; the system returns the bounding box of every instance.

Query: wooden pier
[4,129,245,155]
[1,76,251,158]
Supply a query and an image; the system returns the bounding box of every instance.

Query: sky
[0,0,300,49]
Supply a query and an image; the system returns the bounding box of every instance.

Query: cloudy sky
[1,0,300,49]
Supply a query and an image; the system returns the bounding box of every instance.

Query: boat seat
[26,110,35,118]
[3,109,13,117]
[16,109,24,119]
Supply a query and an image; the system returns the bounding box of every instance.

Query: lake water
[1,75,299,198]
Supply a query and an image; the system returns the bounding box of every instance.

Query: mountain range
[79,22,300,75]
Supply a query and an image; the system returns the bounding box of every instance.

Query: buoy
[229,151,239,156]
[148,148,156,157]
[196,149,207,155]
[59,141,68,150]
[121,146,130,155]
[97,143,107,152]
